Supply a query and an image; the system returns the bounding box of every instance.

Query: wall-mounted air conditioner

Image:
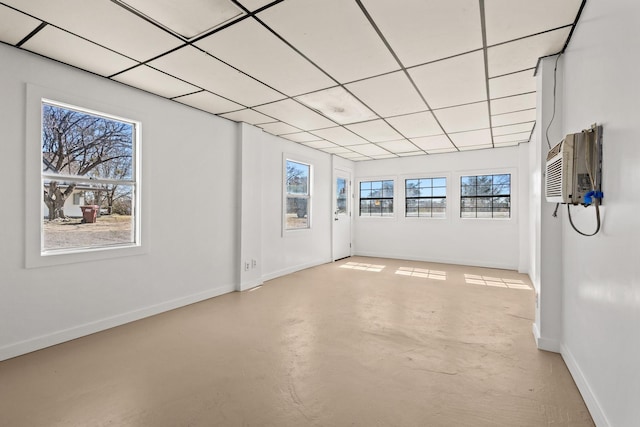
[545,125,602,205]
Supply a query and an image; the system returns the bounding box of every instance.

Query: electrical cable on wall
[545,54,562,150]
[567,200,601,236]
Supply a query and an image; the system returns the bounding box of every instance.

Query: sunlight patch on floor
[395,267,447,280]
[464,274,531,290]
[339,262,385,272]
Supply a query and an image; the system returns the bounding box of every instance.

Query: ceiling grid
[0,0,586,161]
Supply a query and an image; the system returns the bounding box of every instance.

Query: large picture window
[285,159,311,230]
[41,100,138,252]
[359,180,394,216]
[460,174,511,218]
[405,177,446,218]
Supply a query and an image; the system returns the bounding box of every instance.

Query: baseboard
[0,283,235,362]
[531,322,561,353]
[352,251,518,271]
[261,258,331,282]
[561,344,611,427]
[239,278,264,291]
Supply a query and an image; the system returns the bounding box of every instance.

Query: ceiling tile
[494,141,521,148]
[281,132,323,143]
[458,143,492,151]
[174,91,243,114]
[490,93,536,115]
[23,26,137,77]
[409,51,487,109]
[492,122,535,136]
[258,121,301,135]
[488,28,571,77]
[491,109,536,127]
[195,18,334,96]
[322,146,354,154]
[0,5,41,45]
[2,0,184,61]
[426,147,458,154]
[114,0,244,40]
[377,139,421,154]
[259,0,399,82]
[340,151,370,160]
[489,70,536,99]
[112,65,199,98]
[449,129,493,147]
[310,127,370,146]
[494,132,531,144]
[397,151,426,157]
[254,99,335,130]
[220,109,274,125]
[371,154,399,159]
[295,86,377,125]
[386,112,442,138]
[433,102,490,133]
[149,46,283,106]
[237,0,274,12]
[410,135,456,152]
[362,0,482,67]
[302,140,338,149]
[345,71,426,117]
[351,144,391,157]
[485,0,583,45]
[346,120,403,143]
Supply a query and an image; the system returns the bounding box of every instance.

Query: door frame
[332,166,353,261]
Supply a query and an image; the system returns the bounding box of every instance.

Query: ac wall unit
[545,125,602,204]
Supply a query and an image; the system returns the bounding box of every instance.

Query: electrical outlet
[252,259,257,268]
[244,262,250,271]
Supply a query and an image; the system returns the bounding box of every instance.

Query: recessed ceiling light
[113,0,245,40]
[296,87,378,125]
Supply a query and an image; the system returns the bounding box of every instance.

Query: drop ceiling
[0,0,584,161]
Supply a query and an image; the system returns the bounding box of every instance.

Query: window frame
[459,173,512,219]
[404,176,448,219]
[26,84,144,268]
[357,178,396,218]
[283,157,312,232]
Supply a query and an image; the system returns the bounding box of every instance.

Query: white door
[333,170,351,260]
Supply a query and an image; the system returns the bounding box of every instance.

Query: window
[285,159,311,230]
[405,177,446,218]
[41,100,138,252]
[460,174,511,218]
[360,180,394,216]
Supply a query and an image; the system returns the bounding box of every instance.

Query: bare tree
[42,104,133,220]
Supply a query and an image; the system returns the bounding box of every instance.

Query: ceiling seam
[354,0,457,153]
[478,0,496,149]
[488,68,537,80]
[15,22,47,47]
[492,107,536,117]
[561,0,588,53]
[486,24,574,50]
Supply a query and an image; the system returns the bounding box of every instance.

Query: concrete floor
[0,257,594,426]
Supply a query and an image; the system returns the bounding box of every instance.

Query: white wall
[353,147,524,270]
[259,132,334,280]
[238,123,264,290]
[0,45,232,360]
[556,0,640,425]
[0,44,349,361]
[532,56,564,353]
